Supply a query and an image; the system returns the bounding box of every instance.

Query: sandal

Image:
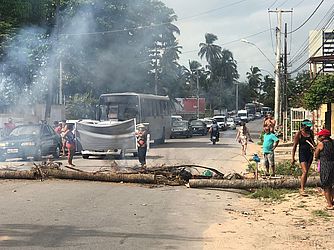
[325,206,334,210]
[299,191,308,197]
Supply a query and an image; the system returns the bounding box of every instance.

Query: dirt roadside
[203,189,334,250]
[202,141,334,250]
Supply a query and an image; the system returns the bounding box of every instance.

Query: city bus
[98,92,172,144]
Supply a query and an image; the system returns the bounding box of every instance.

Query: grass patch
[248,188,294,201]
[275,160,316,177]
[312,210,332,219]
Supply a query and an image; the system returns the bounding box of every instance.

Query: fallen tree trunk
[0,170,156,184]
[46,170,156,184]
[189,176,321,189]
[0,170,36,179]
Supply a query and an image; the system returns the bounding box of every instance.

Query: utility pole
[45,0,60,121]
[268,9,292,127]
[283,22,288,142]
[154,45,158,95]
[274,14,281,126]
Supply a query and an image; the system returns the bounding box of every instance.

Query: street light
[241,39,280,125]
[240,39,275,68]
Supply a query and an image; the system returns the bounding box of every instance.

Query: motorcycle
[210,130,220,145]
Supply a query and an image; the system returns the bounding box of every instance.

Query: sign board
[174,98,205,114]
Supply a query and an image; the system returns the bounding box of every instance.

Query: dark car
[170,120,192,138]
[190,120,208,135]
[234,116,242,125]
[0,124,62,161]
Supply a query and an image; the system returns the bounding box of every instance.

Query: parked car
[0,124,62,161]
[248,114,255,121]
[212,115,227,130]
[226,117,236,130]
[234,116,242,125]
[171,115,182,123]
[170,120,192,138]
[190,120,208,135]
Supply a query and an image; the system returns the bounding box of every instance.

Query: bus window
[108,105,118,119]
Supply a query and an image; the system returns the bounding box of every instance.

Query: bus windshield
[99,95,139,121]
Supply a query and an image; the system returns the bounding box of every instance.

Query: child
[136,124,148,167]
[262,126,279,176]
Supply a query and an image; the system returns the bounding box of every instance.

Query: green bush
[275,160,315,177]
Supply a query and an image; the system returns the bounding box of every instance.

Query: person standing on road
[262,126,279,176]
[136,124,148,168]
[314,129,334,210]
[62,124,76,166]
[236,122,253,155]
[291,119,315,196]
[263,113,276,133]
[4,117,15,136]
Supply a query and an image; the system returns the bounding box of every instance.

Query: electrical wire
[177,0,248,21]
[59,0,250,36]
[289,3,334,65]
[182,29,272,54]
[268,0,279,9]
[290,29,334,74]
[293,0,306,8]
[277,0,290,8]
[289,13,334,66]
[287,0,325,34]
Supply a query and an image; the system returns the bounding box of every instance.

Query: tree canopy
[304,74,334,110]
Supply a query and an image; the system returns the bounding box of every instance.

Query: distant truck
[237,110,249,123]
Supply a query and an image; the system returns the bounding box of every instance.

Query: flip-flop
[299,191,308,197]
[325,206,334,210]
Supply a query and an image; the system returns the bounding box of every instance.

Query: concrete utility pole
[274,14,281,126]
[283,23,288,142]
[268,9,292,127]
[154,46,158,95]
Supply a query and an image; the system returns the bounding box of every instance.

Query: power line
[289,4,334,65]
[59,0,250,36]
[293,0,306,8]
[277,0,290,8]
[177,0,248,21]
[181,29,272,54]
[288,0,325,34]
[268,0,279,9]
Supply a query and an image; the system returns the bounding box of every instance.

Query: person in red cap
[314,129,334,210]
[291,119,315,196]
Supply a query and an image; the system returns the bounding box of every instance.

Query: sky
[160,0,333,81]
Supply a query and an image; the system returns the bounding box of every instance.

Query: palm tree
[246,66,262,100]
[198,33,222,65]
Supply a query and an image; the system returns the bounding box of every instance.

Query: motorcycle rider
[209,119,220,142]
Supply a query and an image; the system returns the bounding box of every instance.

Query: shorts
[264,153,275,167]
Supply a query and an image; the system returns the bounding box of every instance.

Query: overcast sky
[161,0,333,81]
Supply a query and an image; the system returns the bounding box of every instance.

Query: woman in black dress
[314,129,334,210]
[291,120,315,196]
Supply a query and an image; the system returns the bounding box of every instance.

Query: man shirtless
[263,113,276,132]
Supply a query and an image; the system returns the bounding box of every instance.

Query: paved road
[0,179,247,249]
[0,119,263,174]
[0,119,263,249]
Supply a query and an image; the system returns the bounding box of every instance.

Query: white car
[212,115,227,130]
[226,117,236,130]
